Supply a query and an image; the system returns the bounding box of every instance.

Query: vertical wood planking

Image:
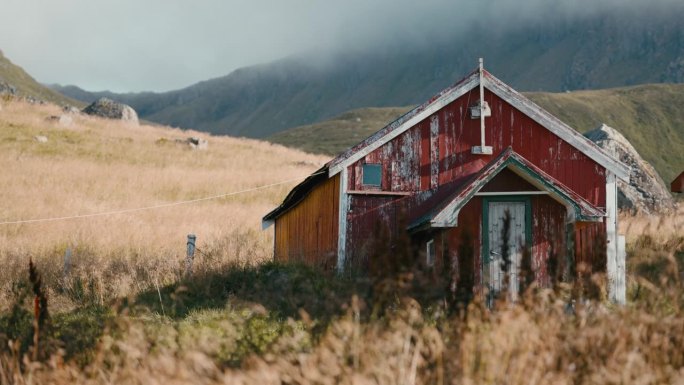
[346,88,606,207]
[274,175,340,270]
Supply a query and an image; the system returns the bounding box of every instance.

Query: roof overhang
[328,70,480,176]
[261,165,329,228]
[327,69,629,182]
[408,148,606,232]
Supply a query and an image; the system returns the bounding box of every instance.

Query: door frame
[481,196,532,287]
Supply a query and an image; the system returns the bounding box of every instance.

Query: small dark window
[362,163,382,186]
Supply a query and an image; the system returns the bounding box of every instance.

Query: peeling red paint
[267,67,623,291]
[343,86,609,276]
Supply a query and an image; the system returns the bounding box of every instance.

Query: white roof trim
[328,70,629,182]
[328,73,480,176]
[482,76,630,181]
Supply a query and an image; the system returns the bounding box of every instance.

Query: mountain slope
[53,6,684,138]
[0,50,80,106]
[268,84,684,184]
[268,107,414,156]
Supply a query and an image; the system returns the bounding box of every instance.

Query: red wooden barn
[672,171,684,193]
[263,60,629,303]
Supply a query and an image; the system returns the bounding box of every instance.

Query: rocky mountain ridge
[52,5,684,139]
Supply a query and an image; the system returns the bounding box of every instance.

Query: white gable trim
[328,71,629,182]
[482,77,630,181]
[328,74,480,176]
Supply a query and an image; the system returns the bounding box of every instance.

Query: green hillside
[269,107,413,156]
[0,50,81,106]
[268,84,684,184]
[528,84,684,184]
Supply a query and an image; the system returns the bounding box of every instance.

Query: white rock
[46,115,73,127]
[585,124,675,214]
[187,137,208,150]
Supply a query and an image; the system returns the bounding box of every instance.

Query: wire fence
[0,176,306,226]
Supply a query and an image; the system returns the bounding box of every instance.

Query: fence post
[63,246,72,280]
[185,234,196,277]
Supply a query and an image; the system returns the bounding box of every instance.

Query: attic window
[362,163,382,186]
[469,100,491,119]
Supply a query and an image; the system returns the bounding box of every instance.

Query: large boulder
[585,124,675,214]
[82,98,138,124]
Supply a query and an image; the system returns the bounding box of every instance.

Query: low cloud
[0,0,679,92]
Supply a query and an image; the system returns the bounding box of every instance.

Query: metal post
[479,58,486,149]
[63,246,72,280]
[472,58,492,155]
[185,234,196,277]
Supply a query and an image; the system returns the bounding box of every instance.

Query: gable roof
[327,68,629,181]
[408,148,605,232]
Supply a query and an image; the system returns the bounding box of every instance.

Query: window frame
[362,163,382,187]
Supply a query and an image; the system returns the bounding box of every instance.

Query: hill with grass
[53,5,684,139]
[2,95,684,384]
[269,84,684,184]
[0,50,80,106]
[0,98,327,288]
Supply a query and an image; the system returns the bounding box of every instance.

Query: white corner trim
[328,75,480,177]
[336,168,348,272]
[617,235,626,304]
[605,171,621,303]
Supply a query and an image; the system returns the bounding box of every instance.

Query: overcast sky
[0,0,675,92]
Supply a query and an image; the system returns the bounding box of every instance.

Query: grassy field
[1,100,683,384]
[0,99,327,309]
[269,83,684,184]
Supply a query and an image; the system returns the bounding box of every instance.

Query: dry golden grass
[4,291,684,385]
[0,100,328,308]
[620,205,684,247]
[1,100,683,385]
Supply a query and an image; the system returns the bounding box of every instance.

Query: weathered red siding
[443,198,483,290]
[575,222,607,274]
[344,87,608,276]
[347,88,606,206]
[672,172,684,193]
[274,175,339,269]
[346,194,405,266]
[531,195,568,286]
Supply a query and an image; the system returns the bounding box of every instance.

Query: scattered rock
[82,98,139,125]
[0,81,17,96]
[46,114,73,126]
[62,105,81,114]
[24,96,45,105]
[172,137,209,150]
[34,135,48,143]
[187,137,208,150]
[585,124,676,214]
